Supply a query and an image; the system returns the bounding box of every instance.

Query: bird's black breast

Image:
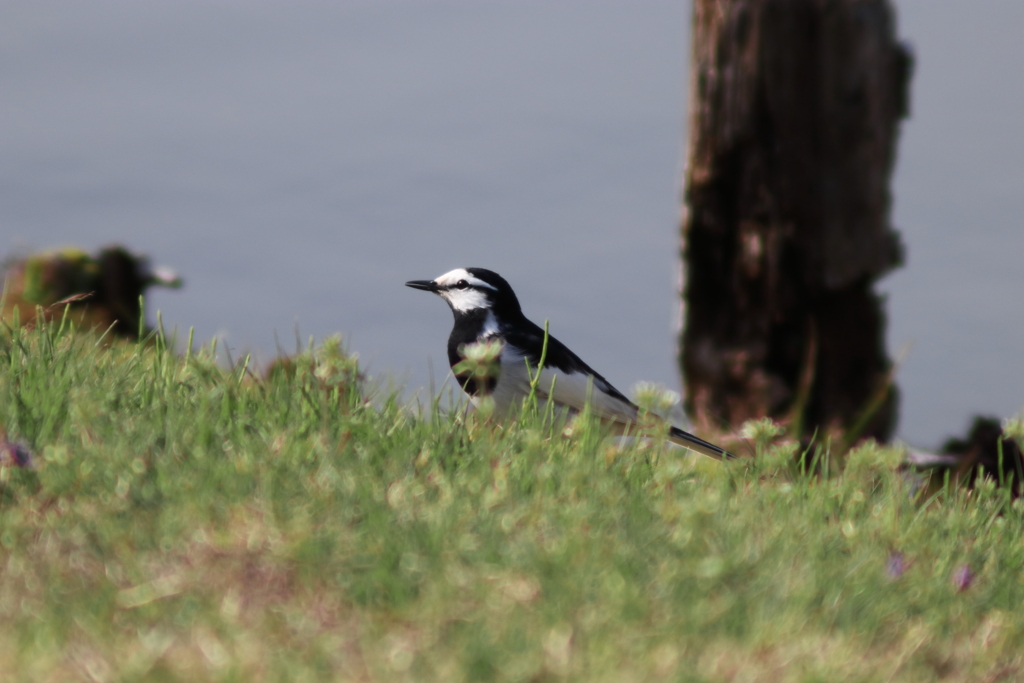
[447,309,499,397]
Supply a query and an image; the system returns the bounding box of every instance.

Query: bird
[406,267,732,460]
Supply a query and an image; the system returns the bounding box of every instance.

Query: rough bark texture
[680,0,912,441]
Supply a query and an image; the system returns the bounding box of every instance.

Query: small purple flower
[0,438,34,468]
[952,564,974,592]
[886,551,908,579]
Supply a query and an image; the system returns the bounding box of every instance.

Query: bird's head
[405,267,522,318]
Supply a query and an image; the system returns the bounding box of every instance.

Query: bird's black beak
[405,280,439,292]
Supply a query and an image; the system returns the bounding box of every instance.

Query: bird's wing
[500,320,731,460]
[527,364,733,459]
[532,363,640,423]
[668,426,733,460]
[501,323,639,423]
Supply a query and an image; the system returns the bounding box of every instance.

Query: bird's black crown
[461,268,522,316]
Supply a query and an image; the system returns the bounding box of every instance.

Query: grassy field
[0,320,1022,682]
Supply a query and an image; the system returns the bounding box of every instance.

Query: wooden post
[680,0,912,441]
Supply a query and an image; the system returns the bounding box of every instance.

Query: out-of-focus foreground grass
[0,321,1022,682]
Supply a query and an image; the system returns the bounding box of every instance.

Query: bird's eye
[455,280,469,289]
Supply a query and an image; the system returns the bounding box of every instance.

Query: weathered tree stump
[680,0,912,441]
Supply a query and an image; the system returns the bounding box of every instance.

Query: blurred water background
[2,0,1021,447]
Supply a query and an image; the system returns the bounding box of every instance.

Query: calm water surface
[2,0,1021,446]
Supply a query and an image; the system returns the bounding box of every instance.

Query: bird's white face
[432,268,497,313]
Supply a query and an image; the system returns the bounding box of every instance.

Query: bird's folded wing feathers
[495,346,630,419]
[668,426,733,460]
[535,369,733,460]
[531,365,639,423]
[499,344,731,461]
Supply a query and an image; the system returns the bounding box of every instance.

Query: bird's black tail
[668,426,735,461]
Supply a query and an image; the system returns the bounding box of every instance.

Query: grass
[0,319,1022,682]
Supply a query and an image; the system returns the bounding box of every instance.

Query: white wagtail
[406,267,732,460]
